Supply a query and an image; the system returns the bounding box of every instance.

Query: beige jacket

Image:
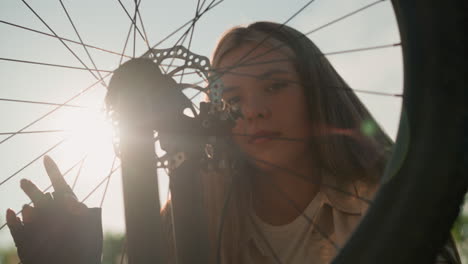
[241,174,460,264]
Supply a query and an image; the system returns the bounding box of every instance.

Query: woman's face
[217,43,314,172]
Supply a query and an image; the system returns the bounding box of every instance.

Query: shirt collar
[243,172,377,257]
[320,172,376,215]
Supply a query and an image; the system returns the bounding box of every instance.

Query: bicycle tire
[333,0,467,263]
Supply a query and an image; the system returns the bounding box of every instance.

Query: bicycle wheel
[0,0,465,263]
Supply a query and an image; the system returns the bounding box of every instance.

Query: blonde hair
[164,21,393,264]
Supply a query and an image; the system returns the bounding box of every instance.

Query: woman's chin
[247,153,288,173]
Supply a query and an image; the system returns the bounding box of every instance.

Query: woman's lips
[248,131,282,144]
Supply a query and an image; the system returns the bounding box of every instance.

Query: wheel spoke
[178,1,202,84]
[246,155,373,204]
[149,0,225,50]
[132,0,138,58]
[0,20,132,59]
[118,16,137,65]
[0,139,66,187]
[59,0,107,87]
[161,22,199,74]
[20,0,100,81]
[120,238,128,264]
[115,0,147,42]
[136,4,151,49]
[229,0,315,68]
[304,0,388,36]
[99,156,118,208]
[0,73,111,145]
[0,130,65,136]
[324,43,401,56]
[0,57,112,73]
[81,164,121,203]
[71,156,87,190]
[0,98,83,108]
[257,174,339,249]
[215,178,234,264]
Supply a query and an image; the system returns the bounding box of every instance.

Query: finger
[20,179,45,206]
[63,195,88,215]
[43,155,73,195]
[6,209,23,244]
[6,208,22,228]
[21,204,35,223]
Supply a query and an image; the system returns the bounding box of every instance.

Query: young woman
[166,21,460,264]
[191,21,391,264]
[7,22,460,264]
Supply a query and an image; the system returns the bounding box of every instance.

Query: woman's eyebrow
[258,69,290,80]
[219,69,292,95]
[222,86,239,94]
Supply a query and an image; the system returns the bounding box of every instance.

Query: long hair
[164,21,393,264]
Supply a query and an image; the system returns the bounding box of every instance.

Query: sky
[0,0,410,249]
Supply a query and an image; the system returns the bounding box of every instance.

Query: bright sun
[54,106,116,168]
[52,105,169,207]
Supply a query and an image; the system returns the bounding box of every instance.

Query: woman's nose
[242,96,272,121]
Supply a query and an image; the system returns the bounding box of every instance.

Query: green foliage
[0,247,19,264]
[102,232,126,264]
[452,214,468,242]
[452,213,468,263]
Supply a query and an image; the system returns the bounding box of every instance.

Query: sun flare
[54,106,116,168]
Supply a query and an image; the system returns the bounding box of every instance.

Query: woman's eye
[266,82,288,92]
[225,96,241,105]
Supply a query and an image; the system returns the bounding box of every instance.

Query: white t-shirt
[246,191,337,264]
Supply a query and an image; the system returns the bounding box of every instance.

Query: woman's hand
[6,155,103,264]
